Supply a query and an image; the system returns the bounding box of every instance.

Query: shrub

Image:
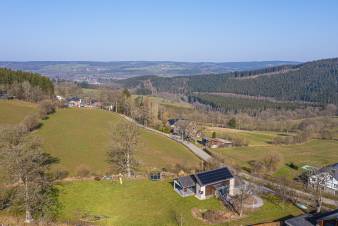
[38,99,56,119]
[21,113,40,132]
[76,165,90,178]
[212,131,216,138]
[287,162,298,170]
[228,118,236,128]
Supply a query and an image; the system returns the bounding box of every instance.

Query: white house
[67,97,82,108]
[56,95,65,101]
[309,163,338,195]
[173,167,235,200]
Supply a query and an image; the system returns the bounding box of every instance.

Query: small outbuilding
[202,138,233,149]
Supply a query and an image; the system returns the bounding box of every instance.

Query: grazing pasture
[36,108,200,174]
[0,100,37,125]
[213,139,338,179]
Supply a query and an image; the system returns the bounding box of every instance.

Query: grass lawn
[36,108,200,175]
[237,195,302,226]
[0,100,37,125]
[58,180,301,226]
[213,139,338,179]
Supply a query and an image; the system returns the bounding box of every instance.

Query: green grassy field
[58,180,301,226]
[145,95,194,109]
[36,108,200,174]
[213,139,338,179]
[0,100,37,125]
[205,127,285,146]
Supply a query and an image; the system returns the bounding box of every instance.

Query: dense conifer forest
[119,58,338,105]
[189,94,318,114]
[0,68,54,101]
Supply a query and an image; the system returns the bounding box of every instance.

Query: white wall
[309,173,338,191]
[195,183,206,200]
[229,178,235,196]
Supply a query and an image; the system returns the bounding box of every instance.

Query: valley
[0,59,337,226]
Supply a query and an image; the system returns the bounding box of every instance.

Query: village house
[0,92,14,100]
[56,95,65,101]
[309,163,338,195]
[173,167,235,200]
[170,119,201,141]
[202,137,233,149]
[67,97,82,107]
[166,118,179,129]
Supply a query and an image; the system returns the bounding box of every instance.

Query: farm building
[202,137,233,149]
[173,167,234,200]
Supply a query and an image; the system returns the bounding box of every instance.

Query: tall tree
[107,121,139,177]
[0,125,59,223]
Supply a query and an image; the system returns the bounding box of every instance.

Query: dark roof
[178,175,196,188]
[67,97,81,102]
[167,119,179,126]
[285,214,314,226]
[285,209,338,226]
[195,167,233,186]
[175,119,190,128]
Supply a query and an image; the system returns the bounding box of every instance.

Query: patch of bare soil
[243,196,256,205]
[191,208,240,224]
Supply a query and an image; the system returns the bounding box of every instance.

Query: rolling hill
[119,58,338,105]
[35,108,200,174]
[0,100,37,124]
[0,100,200,175]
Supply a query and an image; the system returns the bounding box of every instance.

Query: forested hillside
[0,68,54,101]
[119,58,338,105]
[189,94,316,114]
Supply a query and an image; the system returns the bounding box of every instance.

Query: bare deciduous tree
[263,151,282,173]
[107,121,139,177]
[307,170,331,213]
[38,100,56,119]
[0,125,59,223]
[234,181,254,217]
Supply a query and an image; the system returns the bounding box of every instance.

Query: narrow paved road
[120,114,213,162]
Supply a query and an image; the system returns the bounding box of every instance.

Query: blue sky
[1,0,338,62]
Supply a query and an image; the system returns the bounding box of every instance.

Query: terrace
[174,175,196,197]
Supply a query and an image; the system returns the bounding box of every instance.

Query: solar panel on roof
[195,167,233,186]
